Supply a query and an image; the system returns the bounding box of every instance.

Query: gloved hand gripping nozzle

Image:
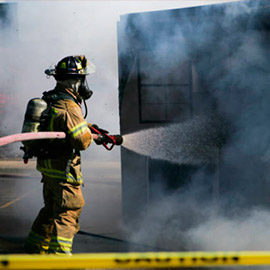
[89,124,123,151]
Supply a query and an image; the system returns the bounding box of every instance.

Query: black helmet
[45,55,95,78]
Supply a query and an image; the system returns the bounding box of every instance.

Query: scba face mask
[58,77,93,101]
[78,77,93,100]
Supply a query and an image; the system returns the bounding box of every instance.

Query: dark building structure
[117,1,270,224]
[0,3,17,45]
[0,2,17,131]
[0,2,17,160]
[0,3,13,26]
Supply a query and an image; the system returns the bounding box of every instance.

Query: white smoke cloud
[187,208,270,251]
[0,0,237,158]
[127,186,270,251]
[118,0,270,254]
[3,0,258,253]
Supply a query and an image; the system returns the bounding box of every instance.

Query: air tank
[22,98,47,133]
[21,98,48,155]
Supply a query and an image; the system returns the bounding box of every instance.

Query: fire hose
[0,130,123,149]
[0,132,66,147]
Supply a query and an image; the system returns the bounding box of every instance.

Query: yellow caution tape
[1,251,270,269]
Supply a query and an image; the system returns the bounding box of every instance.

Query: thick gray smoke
[0,1,228,158]
[2,0,269,254]
[0,1,123,159]
[127,185,270,251]
[121,0,270,253]
[1,0,237,246]
[123,115,226,165]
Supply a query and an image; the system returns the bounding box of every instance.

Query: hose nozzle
[110,135,123,146]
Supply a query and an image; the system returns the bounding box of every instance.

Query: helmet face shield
[84,61,96,75]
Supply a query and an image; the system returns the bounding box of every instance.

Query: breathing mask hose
[83,99,88,119]
[79,79,92,119]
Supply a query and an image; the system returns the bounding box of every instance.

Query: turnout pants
[25,176,85,254]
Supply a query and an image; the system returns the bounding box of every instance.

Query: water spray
[121,115,226,166]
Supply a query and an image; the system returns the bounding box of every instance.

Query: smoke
[127,184,270,251]
[1,0,239,248]
[123,114,227,165]
[2,0,269,254]
[0,0,232,159]
[187,208,270,251]
[119,0,270,253]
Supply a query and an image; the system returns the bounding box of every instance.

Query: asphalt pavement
[0,159,132,254]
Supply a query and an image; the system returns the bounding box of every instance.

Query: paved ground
[0,159,134,254]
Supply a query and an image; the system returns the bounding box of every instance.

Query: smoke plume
[120,0,270,253]
[2,0,269,254]
[1,0,238,245]
[0,0,230,158]
[127,184,270,251]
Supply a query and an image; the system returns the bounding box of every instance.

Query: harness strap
[42,91,79,105]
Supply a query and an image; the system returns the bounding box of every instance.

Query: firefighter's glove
[95,134,106,145]
[91,124,109,134]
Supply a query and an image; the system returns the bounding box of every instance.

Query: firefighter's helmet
[45,55,96,78]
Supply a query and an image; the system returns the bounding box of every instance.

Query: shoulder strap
[42,90,79,105]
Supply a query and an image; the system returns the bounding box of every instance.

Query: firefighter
[24,55,96,254]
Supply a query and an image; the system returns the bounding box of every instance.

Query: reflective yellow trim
[69,121,87,133]
[27,231,50,244]
[66,176,83,185]
[73,126,88,138]
[49,236,73,254]
[49,246,72,252]
[49,108,58,132]
[60,62,66,69]
[68,121,88,138]
[51,235,73,244]
[52,236,72,243]
[77,62,82,70]
[37,164,83,184]
[51,108,58,115]
[26,231,50,252]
